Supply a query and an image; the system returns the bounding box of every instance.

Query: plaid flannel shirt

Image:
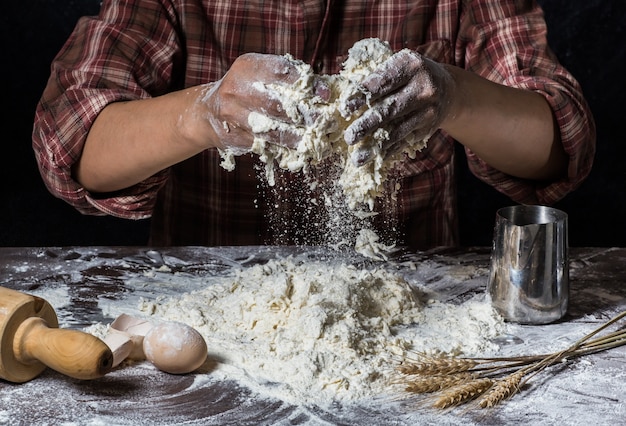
[33,0,595,248]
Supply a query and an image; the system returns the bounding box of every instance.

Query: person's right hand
[200,53,330,153]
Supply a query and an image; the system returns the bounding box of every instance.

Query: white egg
[142,321,208,374]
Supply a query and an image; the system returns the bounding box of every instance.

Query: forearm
[74,52,320,194]
[74,86,214,193]
[441,65,567,181]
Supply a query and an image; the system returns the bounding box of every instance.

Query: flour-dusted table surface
[0,246,625,426]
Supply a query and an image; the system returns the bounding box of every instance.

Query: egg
[109,314,154,361]
[142,321,208,374]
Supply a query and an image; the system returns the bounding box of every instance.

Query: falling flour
[222,38,429,210]
[137,257,505,407]
[218,37,431,253]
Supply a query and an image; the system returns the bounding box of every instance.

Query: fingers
[237,53,303,85]
[214,53,332,150]
[247,107,304,150]
[343,51,423,147]
[339,51,423,119]
[359,49,423,99]
[350,144,375,167]
[348,107,437,166]
[386,106,437,144]
[344,85,417,146]
[232,53,327,125]
[251,127,303,149]
[312,77,331,102]
[344,107,382,146]
[220,49,447,160]
[343,50,451,167]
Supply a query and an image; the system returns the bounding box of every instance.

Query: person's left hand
[343,49,455,166]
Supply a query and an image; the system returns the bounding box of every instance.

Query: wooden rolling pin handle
[13,317,113,380]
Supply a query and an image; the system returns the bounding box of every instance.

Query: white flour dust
[218,38,431,253]
[3,248,625,425]
[221,38,429,211]
[137,258,505,406]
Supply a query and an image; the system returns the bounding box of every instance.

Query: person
[32,0,595,249]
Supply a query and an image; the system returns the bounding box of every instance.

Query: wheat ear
[405,372,478,394]
[398,354,478,376]
[433,378,493,409]
[478,370,525,408]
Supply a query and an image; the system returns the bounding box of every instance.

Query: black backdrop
[1,0,624,247]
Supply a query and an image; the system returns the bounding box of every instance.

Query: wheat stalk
[478,369,525,408]
[404,372,478,393]
[432,378,494,409]
[397,310,626,410]
[397,353,479,375]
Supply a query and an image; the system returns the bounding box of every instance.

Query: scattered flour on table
[25,286,71,309]
[137,258,505,407]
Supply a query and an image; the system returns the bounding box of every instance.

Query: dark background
[1,0,624,248]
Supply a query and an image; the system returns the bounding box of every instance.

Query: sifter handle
[13,317,113,380]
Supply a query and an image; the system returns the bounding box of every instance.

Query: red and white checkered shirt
[33,0,595,249]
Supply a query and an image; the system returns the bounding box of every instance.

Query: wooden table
[1,246,625,425]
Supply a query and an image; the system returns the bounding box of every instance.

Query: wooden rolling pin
[0,286,113,383]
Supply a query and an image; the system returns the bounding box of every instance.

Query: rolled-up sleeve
[32,0,180,218]
[459,0,596,205]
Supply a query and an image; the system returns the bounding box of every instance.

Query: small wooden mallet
[0,286,113,383]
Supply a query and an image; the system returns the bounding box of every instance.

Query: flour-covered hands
[343,49,455,166]
[202,53,331,152]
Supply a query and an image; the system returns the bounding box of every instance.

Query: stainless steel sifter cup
[487,205,569,324]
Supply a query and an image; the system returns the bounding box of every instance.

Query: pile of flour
[138,258,505,406]
[220,38,430,211]
[129,40,503,407]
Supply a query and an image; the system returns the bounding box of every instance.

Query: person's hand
[343,49,455,166]
[200,53,330,153]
